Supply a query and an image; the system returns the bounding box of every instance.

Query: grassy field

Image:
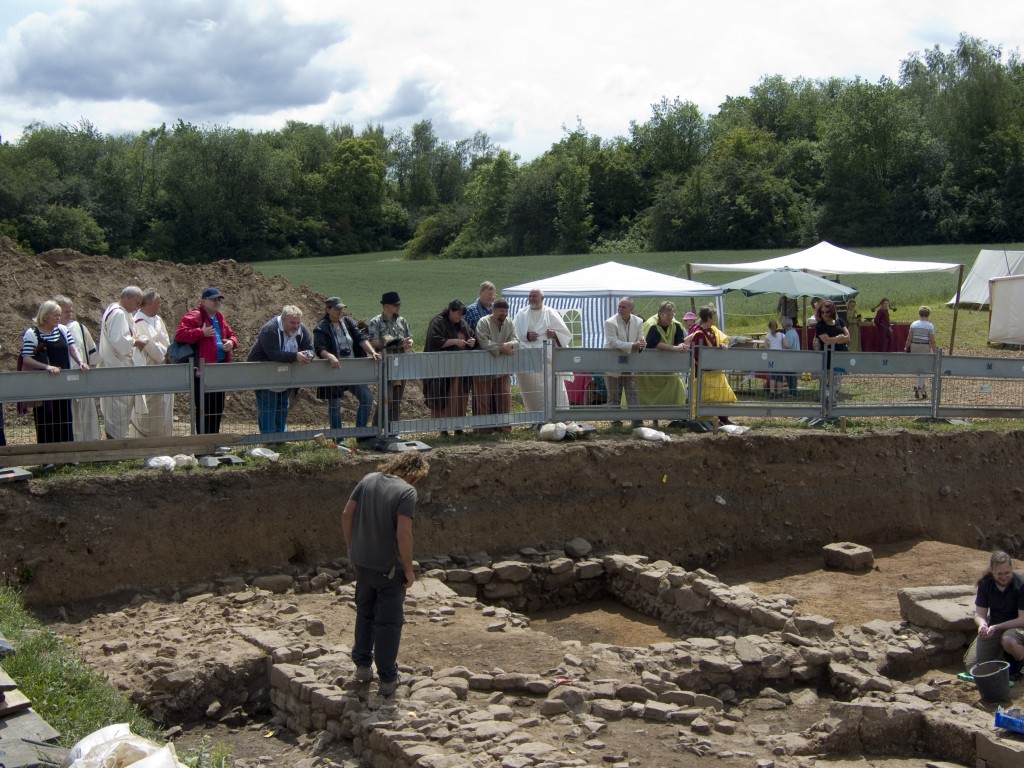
[252,244,1024,352]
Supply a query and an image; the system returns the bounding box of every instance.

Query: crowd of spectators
[1,282,939,450]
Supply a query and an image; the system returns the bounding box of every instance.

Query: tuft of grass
[180,737,234,768]
[0,586,157,746]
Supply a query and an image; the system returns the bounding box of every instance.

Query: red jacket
[175,303,239,367]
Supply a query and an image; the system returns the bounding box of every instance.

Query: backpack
[167,338,197,364]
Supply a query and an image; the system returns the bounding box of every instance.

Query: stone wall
[253,553,991,768]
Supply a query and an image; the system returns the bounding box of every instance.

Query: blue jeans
[328,385,373,430]
[255,389,290,434]
[352,565,406,682]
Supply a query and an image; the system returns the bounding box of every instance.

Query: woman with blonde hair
[20,300,90,443]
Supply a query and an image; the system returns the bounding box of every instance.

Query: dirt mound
[0,237,328,370]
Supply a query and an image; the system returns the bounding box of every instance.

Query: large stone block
[491,561,532,582]
[897,585,975,632]
[977,731,1024,768]
[822,542,875,570]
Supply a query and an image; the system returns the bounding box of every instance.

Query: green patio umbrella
[717,267,859,300]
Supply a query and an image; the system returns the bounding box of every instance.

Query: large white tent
[989,275,1024,345]
[503,261,724,347]
[688,241,961,277]
[688,241,964,350]
[946,249,1024,308]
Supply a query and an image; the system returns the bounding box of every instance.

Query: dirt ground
[715,539,988,627]
[49,539,1017,768]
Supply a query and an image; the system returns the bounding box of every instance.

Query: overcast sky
[1,1,1022,160]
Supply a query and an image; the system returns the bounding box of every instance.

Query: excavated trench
[5,432,1024,766]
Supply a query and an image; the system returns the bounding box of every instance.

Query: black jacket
[313,315,367,399]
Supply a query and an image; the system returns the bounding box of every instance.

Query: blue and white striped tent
[503,261,724,348]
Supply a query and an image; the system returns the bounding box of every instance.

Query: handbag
[16,327,47,415]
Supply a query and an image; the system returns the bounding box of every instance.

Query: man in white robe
[130,289,173,438]
[98,285,148,439]
[54,295,101,442]
[512,288,572,414]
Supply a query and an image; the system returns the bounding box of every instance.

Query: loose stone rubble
[57,549,1024,768]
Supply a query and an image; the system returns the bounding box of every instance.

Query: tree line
[1,35,1021,264]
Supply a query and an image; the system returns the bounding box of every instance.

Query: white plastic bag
[130,744,185,768]
[633,427,671,442]
[247,447,280,462]
[718,424,751,435]
[64,723,132,765]
[64,724,186,768]
[172,454,198,468]
[143,456,176,471]
[538,422,567,441]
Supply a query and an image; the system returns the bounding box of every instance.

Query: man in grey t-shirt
[343,451,430,696]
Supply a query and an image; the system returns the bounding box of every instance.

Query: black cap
[325,296,346,309]
[201,287,223,300]
[381,291,401,305]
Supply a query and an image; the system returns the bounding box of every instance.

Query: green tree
[322,137,387,253]
[441,151,517,258]
[900,35,1024,240]
[629,98,710,181]
[22,204,109,254]
[146,122,277,262]
[819,79,942,244]
[554,160,593,253]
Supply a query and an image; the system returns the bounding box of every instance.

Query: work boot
[1009,658,1023,680]
[379,676,403,697]
[355,666,373,683]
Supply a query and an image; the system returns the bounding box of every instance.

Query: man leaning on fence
[247,305,315,435]
[174,287,239,434]
[513,288,572,413]
[604,296,646,427]
[367,292,414,431]
[98,286,148,439]
[474,299,519,431]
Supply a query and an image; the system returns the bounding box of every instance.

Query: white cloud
[0,0,1022,158]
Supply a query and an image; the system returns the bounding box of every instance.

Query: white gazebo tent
[946,249,1024,308]
[503,261,724,348]
[687,241,964,350]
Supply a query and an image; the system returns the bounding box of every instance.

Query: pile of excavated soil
[0,237,331,373]
[0,238,433,426]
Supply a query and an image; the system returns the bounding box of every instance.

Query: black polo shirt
[976,573,1024,625]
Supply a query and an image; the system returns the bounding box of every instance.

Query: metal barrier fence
[0,364,194,445]
[200,358,381,445]
[549,347,694,424]
[384,347,547,435]
[3,347,1024,456]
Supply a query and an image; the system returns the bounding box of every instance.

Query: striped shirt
[21,325,75,357]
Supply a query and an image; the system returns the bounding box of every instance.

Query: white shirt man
[474,299,519,427]
[603,297,646,425]
[98,285,148,439]
[512,288,572,413]
[130,290,173,438]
